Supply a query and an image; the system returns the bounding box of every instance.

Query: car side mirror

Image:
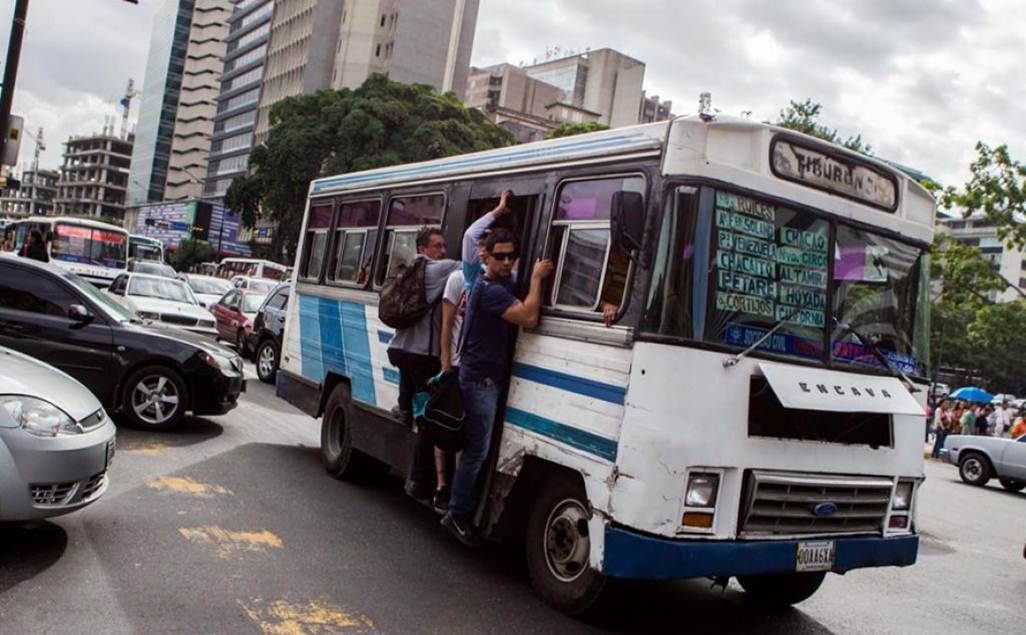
[68,304,94,325]
[610,190,646,266]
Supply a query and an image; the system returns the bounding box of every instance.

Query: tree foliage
[940,142,1026,251]
[775,99,871,154]
[169,238,215,272]
[546,121,610,139]
[231,74,514,259]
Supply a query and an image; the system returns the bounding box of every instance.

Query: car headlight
[685,473,720,508]
[0,396,83,437]
[137,310,159,320]
[892,480,914,511]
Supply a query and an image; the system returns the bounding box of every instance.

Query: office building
[202,0,273,201]
[128,0,196,206]
[0,168,59,217]
[639,92,673,123]
[936,213,1026,302]
[164,0,235,201]
[54,128,134,219]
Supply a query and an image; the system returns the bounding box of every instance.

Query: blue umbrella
[948,386,993,403]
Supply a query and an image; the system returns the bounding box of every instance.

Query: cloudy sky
[2,0,1024,188]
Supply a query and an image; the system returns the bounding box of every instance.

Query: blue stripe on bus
[340,302,376,405]
[318,296,347,378]
[505,407,618,462]
[377,330,393,344]
[511,363,626,406]
[383,368,400,385]
[298,294,324,382]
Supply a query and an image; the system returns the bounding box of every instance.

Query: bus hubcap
[544,498,590,582]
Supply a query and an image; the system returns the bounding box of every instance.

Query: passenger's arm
[462,190,512,262]
[440,298,457,372]
[501,259,554,328]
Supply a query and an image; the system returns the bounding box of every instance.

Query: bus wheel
[525,473,606,615]
[737,571,826,606]
[320,383,388,482]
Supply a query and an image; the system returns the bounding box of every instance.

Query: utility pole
[0,0,29,166]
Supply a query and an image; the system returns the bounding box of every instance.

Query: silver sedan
[0,346,116,521]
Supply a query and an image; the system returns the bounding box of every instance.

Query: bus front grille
[739,470,892,537]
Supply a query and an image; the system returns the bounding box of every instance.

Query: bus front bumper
[602,527,917,580]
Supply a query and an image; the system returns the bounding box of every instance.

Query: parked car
[211,288,267,356]
[230,275,277,294]
[107,272,216,337]
[182,274,234,308]
[0,254,244,430]
[0,345,117,520]
[128,259,178,278]
[941,433,1026,491]
[991,393,1017,406]
[247,282,290,383]
[930,382,950,399]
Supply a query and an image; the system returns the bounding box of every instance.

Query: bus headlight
[892,480,914,511]
[685,473,720,508]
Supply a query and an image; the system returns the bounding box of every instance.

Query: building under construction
[53,126,134,219]
[0,168,59,217]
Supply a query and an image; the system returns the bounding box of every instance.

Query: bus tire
[524,473,606,615]
[737,571,826,606]
[320,383,388,482]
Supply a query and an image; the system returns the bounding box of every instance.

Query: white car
[106,272,217,337]
[182,274,234,308]
[942,433,1026,491]
[0,345,116,520]
[230,275,278,294]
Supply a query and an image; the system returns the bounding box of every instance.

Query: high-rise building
[0,168,59,217]
[936,214,1026,302]
[163,0,235,201]
[54,129,134,219]
[639,92,673,123]
[202,0,273,201]
[128,0,196,206]
[253,0,480,144]
[524,48,646,128]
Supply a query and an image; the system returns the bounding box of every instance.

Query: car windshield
[249,279,276,293]
[189,276,233,295]
[62,271,136,322]
[128,276,197,304]
[243,293,267,313]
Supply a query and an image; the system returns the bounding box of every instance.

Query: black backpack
[378,257,431,329]
[416,369,465,451]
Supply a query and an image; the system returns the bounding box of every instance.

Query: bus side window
[546,176,643,318]
[328,200,380,286]
[374,193,445,286]
[300,203,334,281]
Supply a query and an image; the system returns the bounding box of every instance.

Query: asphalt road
[1,367,1022,634]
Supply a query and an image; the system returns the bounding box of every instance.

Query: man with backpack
[384,227,461,501]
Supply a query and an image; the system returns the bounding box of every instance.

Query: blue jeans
[931,428,948,458]
[449,377,500,520]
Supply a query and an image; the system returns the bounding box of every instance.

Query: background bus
[128,234,165,262]
[8,216,128,286]
[216,257,287,281]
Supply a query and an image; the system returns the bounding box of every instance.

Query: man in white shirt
[991,401,1012,437]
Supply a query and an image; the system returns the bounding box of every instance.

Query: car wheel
[235,329,249,357]
[737,571,826,606]
[999,478,1025,492]
[524,473,606,616]
[958,452,991,486]
[320,383,388,482]
[121,365,188,431]
[256,340,278,384]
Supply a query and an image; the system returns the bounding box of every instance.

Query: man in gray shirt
[387,227,460,500]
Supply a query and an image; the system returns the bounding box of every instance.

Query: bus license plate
[795,540,834,572]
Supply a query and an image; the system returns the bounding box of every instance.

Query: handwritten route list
[714,191,828,330]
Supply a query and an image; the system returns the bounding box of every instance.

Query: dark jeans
[449,377,500,520]
[387,349,440,486]
[931,428,948,458]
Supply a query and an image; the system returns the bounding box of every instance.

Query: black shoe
[404,479,432,502]
[432,487,450,515]
[441,512,482,548]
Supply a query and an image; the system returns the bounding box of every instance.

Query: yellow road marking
[147,476,232,497]
[239,598,376,635]
[178,526,283,558]
[121,440,171,455]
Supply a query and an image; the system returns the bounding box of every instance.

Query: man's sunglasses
[489,251,518,262]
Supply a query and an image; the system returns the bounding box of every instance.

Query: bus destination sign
[771,138,897,211]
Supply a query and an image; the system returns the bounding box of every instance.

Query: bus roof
[309,120,671,197]
[14,216,129,232]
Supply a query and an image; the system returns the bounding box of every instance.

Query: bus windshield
[129,237,163,261]
[52,223,127,268]
[643,186,930,376]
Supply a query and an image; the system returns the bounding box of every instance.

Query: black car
[0,255,245,430]
[247,282,290,384]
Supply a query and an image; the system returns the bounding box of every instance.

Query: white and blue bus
[276,113,934,612]
[8,216,129,287]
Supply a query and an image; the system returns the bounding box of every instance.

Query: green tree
[234,74,514,259]
[941,142,1026,251]
[775,99,871,154]
[169,238,215,272]
[546,121,610,139]
[966,300,1026,394]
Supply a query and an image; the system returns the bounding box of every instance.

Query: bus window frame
[325,195,383,289]
[372,189,448,290]
[298,199,337,284]
[542,172,646,323]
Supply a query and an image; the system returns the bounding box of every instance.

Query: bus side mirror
[611,191,645,263]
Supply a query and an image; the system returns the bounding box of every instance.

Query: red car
[210,288,268,356]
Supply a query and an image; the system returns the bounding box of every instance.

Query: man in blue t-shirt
[441,228,553,545]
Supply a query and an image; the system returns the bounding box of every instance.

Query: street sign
[2,115,24,167]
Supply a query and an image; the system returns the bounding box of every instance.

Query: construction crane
[119,78,138,139]
[24,126,43,173]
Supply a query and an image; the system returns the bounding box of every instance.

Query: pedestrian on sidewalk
[991,400,1012,437]
[931,400,952,458]
[959,404,976,436]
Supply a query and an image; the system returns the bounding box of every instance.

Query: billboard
[132,200,251,256]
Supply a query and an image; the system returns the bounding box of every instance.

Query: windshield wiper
[834,319,920,393]
[723,301,814,368]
